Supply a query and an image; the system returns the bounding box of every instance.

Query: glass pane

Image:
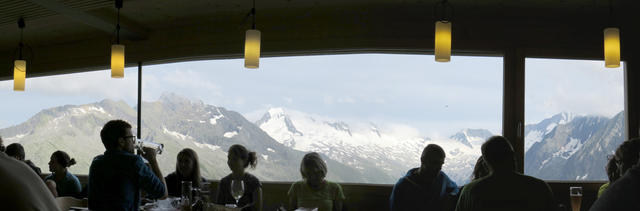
[524,58,624,181]
[0,68,138,174]
[141,54,502,184]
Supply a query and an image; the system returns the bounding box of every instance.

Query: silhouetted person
[45,150,81,198]
[471,156,489,181]
[166,148,206,197]
[0,150,58,210]
[598,155,620,197]
[590,138,640,211]
[390,144,458,211]
[88,120,167,211]
[0,136,5,152]
[5,143,41,175]
[215,144,262,211]
[455,136,554,211]
[288,152,345,211]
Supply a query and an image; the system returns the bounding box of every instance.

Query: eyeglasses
[607,154,622,169]
[122,135,136,141]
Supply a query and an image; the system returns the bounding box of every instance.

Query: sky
[0,54,624,138]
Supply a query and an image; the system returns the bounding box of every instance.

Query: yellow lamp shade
[13,60,26,91]
[111,44,125,78]
[435,21,452,62]
[244,29,261,69]
[604,27,620,68]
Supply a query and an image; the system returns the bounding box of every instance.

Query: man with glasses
[591,138,640,211]
[88,119,168,211]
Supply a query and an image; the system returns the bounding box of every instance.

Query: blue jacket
[390,168,459,211]
[88,150,165,211]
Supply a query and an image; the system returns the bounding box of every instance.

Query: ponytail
[247,151,258,169]
[68,158,77,167]
[229,144,258,169]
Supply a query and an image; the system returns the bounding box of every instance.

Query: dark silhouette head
[420,144,446,176]
[605,155,620,183]
[472,156,489,181]
[5,143,25,160]
[227,144,257,173]
[0,136,5,152]
[481,136,516,173]
[176,148,202,187]
[49,150,76,173]
[100,120,134,152]
[300,152,328,188]
[614,138,640,176]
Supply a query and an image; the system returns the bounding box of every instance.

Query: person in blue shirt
[88,120,168,211]
[389,144,459,211]
[45,150,82,198]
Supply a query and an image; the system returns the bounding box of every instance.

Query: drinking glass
[230,180,245,207]
[182,181,193,206]
[569,186,582,211]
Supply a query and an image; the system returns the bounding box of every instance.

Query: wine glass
[181,181,193,207]
[230,180,245,207]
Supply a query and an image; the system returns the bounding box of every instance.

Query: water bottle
[136,138,164,155]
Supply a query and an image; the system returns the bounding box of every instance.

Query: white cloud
[283,97,293,104]
[6,69,138,102]
[142,69,222,102]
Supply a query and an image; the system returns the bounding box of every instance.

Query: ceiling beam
[26,0,148,41]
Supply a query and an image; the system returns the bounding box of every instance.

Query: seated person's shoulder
[245,173,262,185]
[166,172,177,180]
[326,181,342,189]
[520,174,550,188]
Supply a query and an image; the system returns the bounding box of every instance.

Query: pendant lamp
[244,0,261,69]
[434,0,453,62]
[603,0,620,68]
[14,18,26,91]
[111,0,125,78]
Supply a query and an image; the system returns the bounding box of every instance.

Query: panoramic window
[0,68,138,174]
[524,58,625,181]
[139,54,503,184]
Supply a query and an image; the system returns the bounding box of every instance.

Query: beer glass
[570,186,582,211]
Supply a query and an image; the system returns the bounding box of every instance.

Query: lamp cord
[19,30,23,59]
[608,0,614,26]
[18,18,25,59]
[115,0,123,44]
[252,0,256,30]
[434,0,453,22]
[116,8,121,44]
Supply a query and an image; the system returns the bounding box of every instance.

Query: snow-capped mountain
[524,112,624,180]
[256,107,489,184]
[524,112,579,152]
[450,129,494,148]
[1,92,624,184]
[0,93,387,183]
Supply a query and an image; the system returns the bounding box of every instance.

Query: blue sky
[0,54,624,137]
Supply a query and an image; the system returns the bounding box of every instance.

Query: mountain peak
[256,107,303,136]
[267,107,286,118]
[551,112,578,125]
[450,128,494,148]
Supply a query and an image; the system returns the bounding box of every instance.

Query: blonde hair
[300,152,327,179]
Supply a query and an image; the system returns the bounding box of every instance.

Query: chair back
[55,197,88,211]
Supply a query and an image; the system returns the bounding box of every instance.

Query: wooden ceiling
[0,0,638,80]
